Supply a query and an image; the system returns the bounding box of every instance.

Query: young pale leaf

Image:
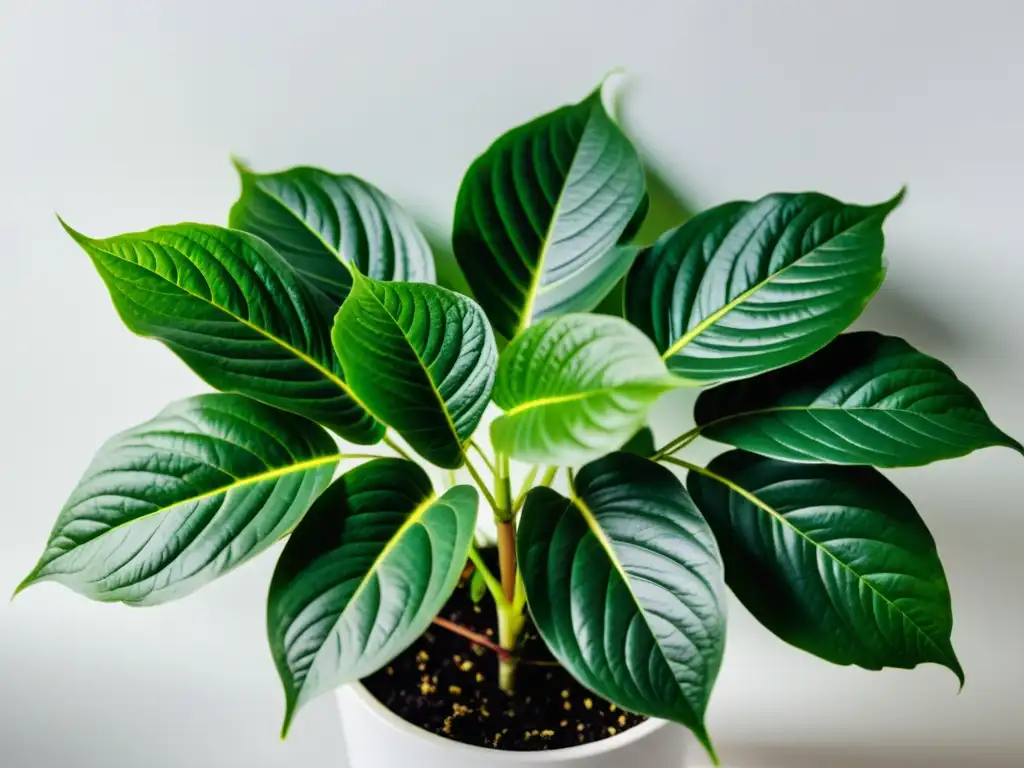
[490,314,684,465]
[694,332,1021,466]
[686,451,963,684]
[267,459,478,736]
[17,394,338,605]
[453,82,646,339]
[518,452,726,760]
[332,277,497,469]
[625,191,903,383]
[64,221,383,444]
[229,163,435,304]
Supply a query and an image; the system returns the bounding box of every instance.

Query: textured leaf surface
[519,453,726,757]
[694,332,1021,466]
[229,163,435,304]
[65,221,382,443]
[686,451,963,682]
[491,314,682,465]
[625,191,902,382]
[332,277,496,469]
[453,83,646,339]
[267,459,478,734]
[18,395,338,605]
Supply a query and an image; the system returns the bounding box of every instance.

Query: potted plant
[15,78,1019,768]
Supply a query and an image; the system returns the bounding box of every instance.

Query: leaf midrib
[569,490,706,731]
[29,453,341,577]
[503,379,676,417]
[294,491,437,703]
[515,104,600,336]
[682,459,961,674]
[87,236,372,412]
[660,216,882,362]
[356,278,465,457]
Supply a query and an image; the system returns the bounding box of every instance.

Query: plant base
[360,569,646,751]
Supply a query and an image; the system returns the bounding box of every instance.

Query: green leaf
[625,190,903,382]
[229,163,435,304]
[64,220,383,444]
[469,567,487,604]
[694,332,1021,466]
[16,394,338,605]
[453,81,646,339]
[686,450,963,683]
[518,452,725,759]
[490,314,683,466]
[267,459,478,736]
[621,425,655,458]
[332,276,497,469]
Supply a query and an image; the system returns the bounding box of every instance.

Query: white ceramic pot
[336,684,689,768]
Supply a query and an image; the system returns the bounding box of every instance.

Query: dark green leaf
[229,163,435,304]
[625,190,903,382]
[453,82,646,339]
[491,314,683,465]
[694,332,1021,466]
[621,426,655,458]
[268,459,478,735]
[519,453,725,758]
[17,394,338,605]
[332,276,496,469]
[64,221,383,444]
[686,450,963,683]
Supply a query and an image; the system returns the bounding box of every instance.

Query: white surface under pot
[336,684,689,768]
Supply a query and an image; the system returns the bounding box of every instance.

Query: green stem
[383,434,413,461]
[537,465,559,488]
[468,439,496,474]
[651,426,701,461]
[511,465,539,513]
[493,452,523,694]
[468,546,509,610]
[464,455,499,512]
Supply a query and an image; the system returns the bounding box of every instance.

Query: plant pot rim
[341,682,670,762]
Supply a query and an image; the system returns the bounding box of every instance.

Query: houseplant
[15,78,1019,767]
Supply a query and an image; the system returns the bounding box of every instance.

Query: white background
[2,2,1023,766]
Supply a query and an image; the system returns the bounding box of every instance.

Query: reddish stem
[431,616,513,661]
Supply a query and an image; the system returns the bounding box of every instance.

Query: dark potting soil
[361,549,647,751]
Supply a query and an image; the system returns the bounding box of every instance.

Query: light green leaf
[268,459,478,736]
[686,451,963,684]
[229,163,435,304]
[518,452,725,760]
[64,220,383,444]
[694,332,1021,466]
[17,394,338,605]
[625,190,903,382]
[453,81,646,339]
[332,276,496,469]
[491,314,684,465]
[469,567,487,604]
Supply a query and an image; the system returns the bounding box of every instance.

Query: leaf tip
[56,215,91,246]
[694,724,720,766]
[230,154,253,177]
[11,572,36,601]
[280,702,297,740]
[598,68,629,122]
[883,185,908,213]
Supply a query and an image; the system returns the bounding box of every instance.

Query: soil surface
[362,550,647,751]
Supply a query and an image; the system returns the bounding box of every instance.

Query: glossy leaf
[268,459,478,735]
[453,82,646,339]
[332,276,496,469]
[625,190,903,382]
[621,425,655,458]
[17,395,338,605]
[229,163,435,304]
[694,332,1021,466]
[686,451,963,682]
[490,314,683,465]
[64,221,383,443]
[518,452,726,758]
